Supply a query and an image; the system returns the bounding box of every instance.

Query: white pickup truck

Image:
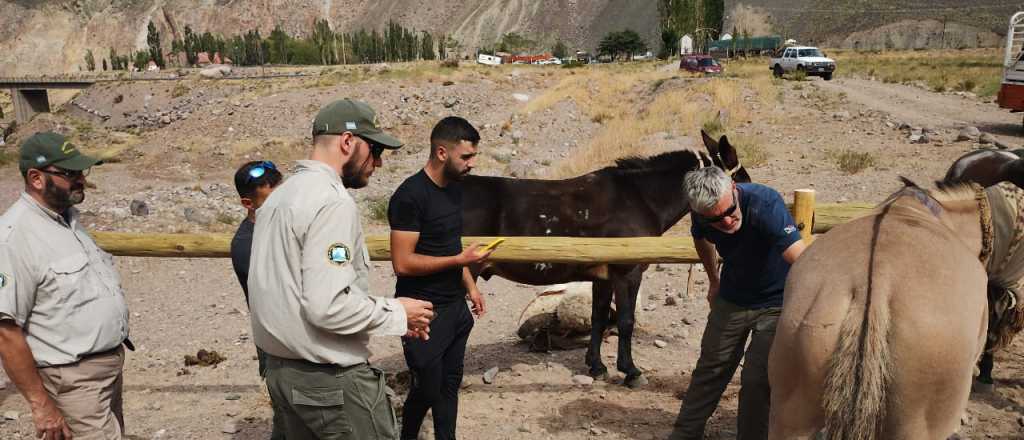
[770,46,836,80]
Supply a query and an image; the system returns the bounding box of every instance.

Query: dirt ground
[1,60,1023,439]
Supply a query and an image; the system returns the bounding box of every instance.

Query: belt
[80,338,134,361]
[264,353,367,374]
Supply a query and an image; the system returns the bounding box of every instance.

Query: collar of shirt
[294,159,343,185]
[19,192,77,229]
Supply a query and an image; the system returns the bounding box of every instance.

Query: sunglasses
[356,136,386,159]
[246,161,277,184]
[40,167,90,179]
[697,189,739,224]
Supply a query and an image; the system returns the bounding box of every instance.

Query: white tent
[680,34,694,55]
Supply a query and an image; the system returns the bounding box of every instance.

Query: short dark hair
[430,116,480,156]
[233,160,283,198]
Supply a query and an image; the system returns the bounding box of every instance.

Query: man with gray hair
[670,166,806,440]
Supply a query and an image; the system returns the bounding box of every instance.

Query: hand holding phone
[482,238,505,252]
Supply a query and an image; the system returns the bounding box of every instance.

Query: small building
[146,60,160,71]
[477,53,502,65]
[680,34,694,55]
[196,52,212,65]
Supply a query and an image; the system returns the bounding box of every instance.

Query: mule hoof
[972,379,995,394]
[624,374,648,388]
[589,368,609,381]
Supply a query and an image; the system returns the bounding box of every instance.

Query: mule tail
[822,213,895,440]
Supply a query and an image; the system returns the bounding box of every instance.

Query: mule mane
[880,178,980,218]
[610,150,705,174]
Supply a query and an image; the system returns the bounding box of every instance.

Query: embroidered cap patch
[327,243,351,266]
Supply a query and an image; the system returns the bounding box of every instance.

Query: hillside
[0,0,661,76]
[3,0,1023,76]
[725,0,1020,48]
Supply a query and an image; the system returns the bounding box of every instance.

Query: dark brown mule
[462,132,750,387]
[944,148,1024,387]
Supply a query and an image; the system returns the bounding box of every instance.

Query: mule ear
[701,129,720,156]
[717,135,740,168]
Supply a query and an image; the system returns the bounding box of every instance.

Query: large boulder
[199,65,232,79]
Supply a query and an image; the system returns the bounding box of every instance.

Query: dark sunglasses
[697,189,739,224]
[246,161,277,184]
[356,136,386,159]
[40,167,89,179]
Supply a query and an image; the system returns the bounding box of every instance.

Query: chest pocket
[47,253,98,306]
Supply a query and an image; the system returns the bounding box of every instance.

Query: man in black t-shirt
[388,117,491,440]
[229,160,284,440]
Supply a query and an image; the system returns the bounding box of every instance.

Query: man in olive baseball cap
[19,131,103,175]
[312,98,403,149]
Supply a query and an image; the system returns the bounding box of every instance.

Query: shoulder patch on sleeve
[327,243,352,266]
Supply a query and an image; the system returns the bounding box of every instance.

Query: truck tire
[823,72,833,81]
[773,65,783,77]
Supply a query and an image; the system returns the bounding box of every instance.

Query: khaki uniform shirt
[0,193,130,367]
[249,160,406,367]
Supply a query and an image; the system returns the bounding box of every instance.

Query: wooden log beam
[792,189,816,244]
[91,201,879,261]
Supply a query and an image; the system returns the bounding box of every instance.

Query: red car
[679,54,722,74]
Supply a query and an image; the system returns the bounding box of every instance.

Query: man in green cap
[0,131,131,439]
[249,99,435,439]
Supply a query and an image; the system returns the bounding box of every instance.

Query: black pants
[400,301,474,440]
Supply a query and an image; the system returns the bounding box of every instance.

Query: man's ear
[338,132,356,156]
[435,143,449,162]
[26,169,46,191]
[240,197,255,211]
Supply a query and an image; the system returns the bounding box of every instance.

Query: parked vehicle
[769,46,835,80]
[679,54,722,74]
[997,12,1024,118]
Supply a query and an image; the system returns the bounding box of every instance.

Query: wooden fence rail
[91,191,876,264]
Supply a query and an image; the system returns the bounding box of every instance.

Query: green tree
[102,58,108,71]
[659,28,680,58]
[183,25,199,65]
[311,18,334,64]
[420,32,436,60]
[108,48,119,70]
[598,30,648,60]
[147,21,165,68]
[133,51,150,70]
[267,25,291,64]
[84,49,96,71]
[552,40,568,59]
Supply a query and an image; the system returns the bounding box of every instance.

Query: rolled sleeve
[300,202,406,336]
[0,243,34,326]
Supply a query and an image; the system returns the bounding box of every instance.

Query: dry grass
[828,149,876,174]
[834,48,1002,97]
[547,61,776,177]
[365,195,389,223]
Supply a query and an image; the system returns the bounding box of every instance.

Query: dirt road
[819,77,1023,144]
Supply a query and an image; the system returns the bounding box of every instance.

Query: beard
[341,154,370,189]
[443,159,470,181]
[43,175,85,210]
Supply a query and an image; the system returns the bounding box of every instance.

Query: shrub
[829,149,876,174]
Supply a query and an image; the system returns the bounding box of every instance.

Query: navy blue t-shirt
[230,219,254,305]
[691,183,801,309]
[388,170,466,304]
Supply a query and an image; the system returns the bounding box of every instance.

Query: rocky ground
[1,60,1023,439]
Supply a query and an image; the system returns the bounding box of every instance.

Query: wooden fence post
[793,189,816,244]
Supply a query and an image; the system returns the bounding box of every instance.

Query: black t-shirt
[388,169,465,304]
[230,218,255,305]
